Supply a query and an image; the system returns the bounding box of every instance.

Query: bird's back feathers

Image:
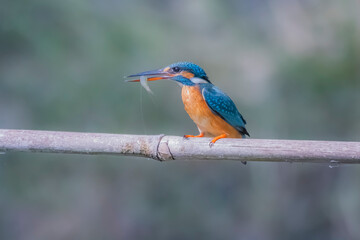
[201,84,250,137]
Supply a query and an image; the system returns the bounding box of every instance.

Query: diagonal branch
[0,129,359,164]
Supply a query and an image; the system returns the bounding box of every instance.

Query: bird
[126,61,250,147]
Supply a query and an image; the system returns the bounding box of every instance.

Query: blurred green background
[1,0,360,239]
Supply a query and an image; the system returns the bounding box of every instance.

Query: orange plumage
[181,85,243,139]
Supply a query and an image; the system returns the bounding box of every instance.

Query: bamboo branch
[0,129,359,164]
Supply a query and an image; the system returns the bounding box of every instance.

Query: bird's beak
[125,68,172,82]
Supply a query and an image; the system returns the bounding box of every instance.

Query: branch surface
[0,129,359,164]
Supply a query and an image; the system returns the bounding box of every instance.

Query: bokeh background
[1,0,360,239]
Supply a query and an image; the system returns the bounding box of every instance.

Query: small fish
[140,75,153,94]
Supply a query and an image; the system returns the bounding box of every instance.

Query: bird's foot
[183,132,204,139]
[209,134,227,148]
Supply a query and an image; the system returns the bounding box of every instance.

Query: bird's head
[126,62,211,85]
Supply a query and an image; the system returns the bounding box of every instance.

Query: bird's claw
[209,141,214,148]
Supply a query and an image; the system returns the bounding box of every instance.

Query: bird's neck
[173,75,212,86]
[172,75,195,86]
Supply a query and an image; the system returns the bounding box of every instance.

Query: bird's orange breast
[181,85,242,138]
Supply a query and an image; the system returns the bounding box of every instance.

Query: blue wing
[201,84,249,136]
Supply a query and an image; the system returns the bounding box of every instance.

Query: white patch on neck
[190,77,208,84]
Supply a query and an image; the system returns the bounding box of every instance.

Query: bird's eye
[172,67,181,73]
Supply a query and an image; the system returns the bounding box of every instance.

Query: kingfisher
[127,62,250,146]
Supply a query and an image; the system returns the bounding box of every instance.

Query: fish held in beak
[125,68,172,94]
